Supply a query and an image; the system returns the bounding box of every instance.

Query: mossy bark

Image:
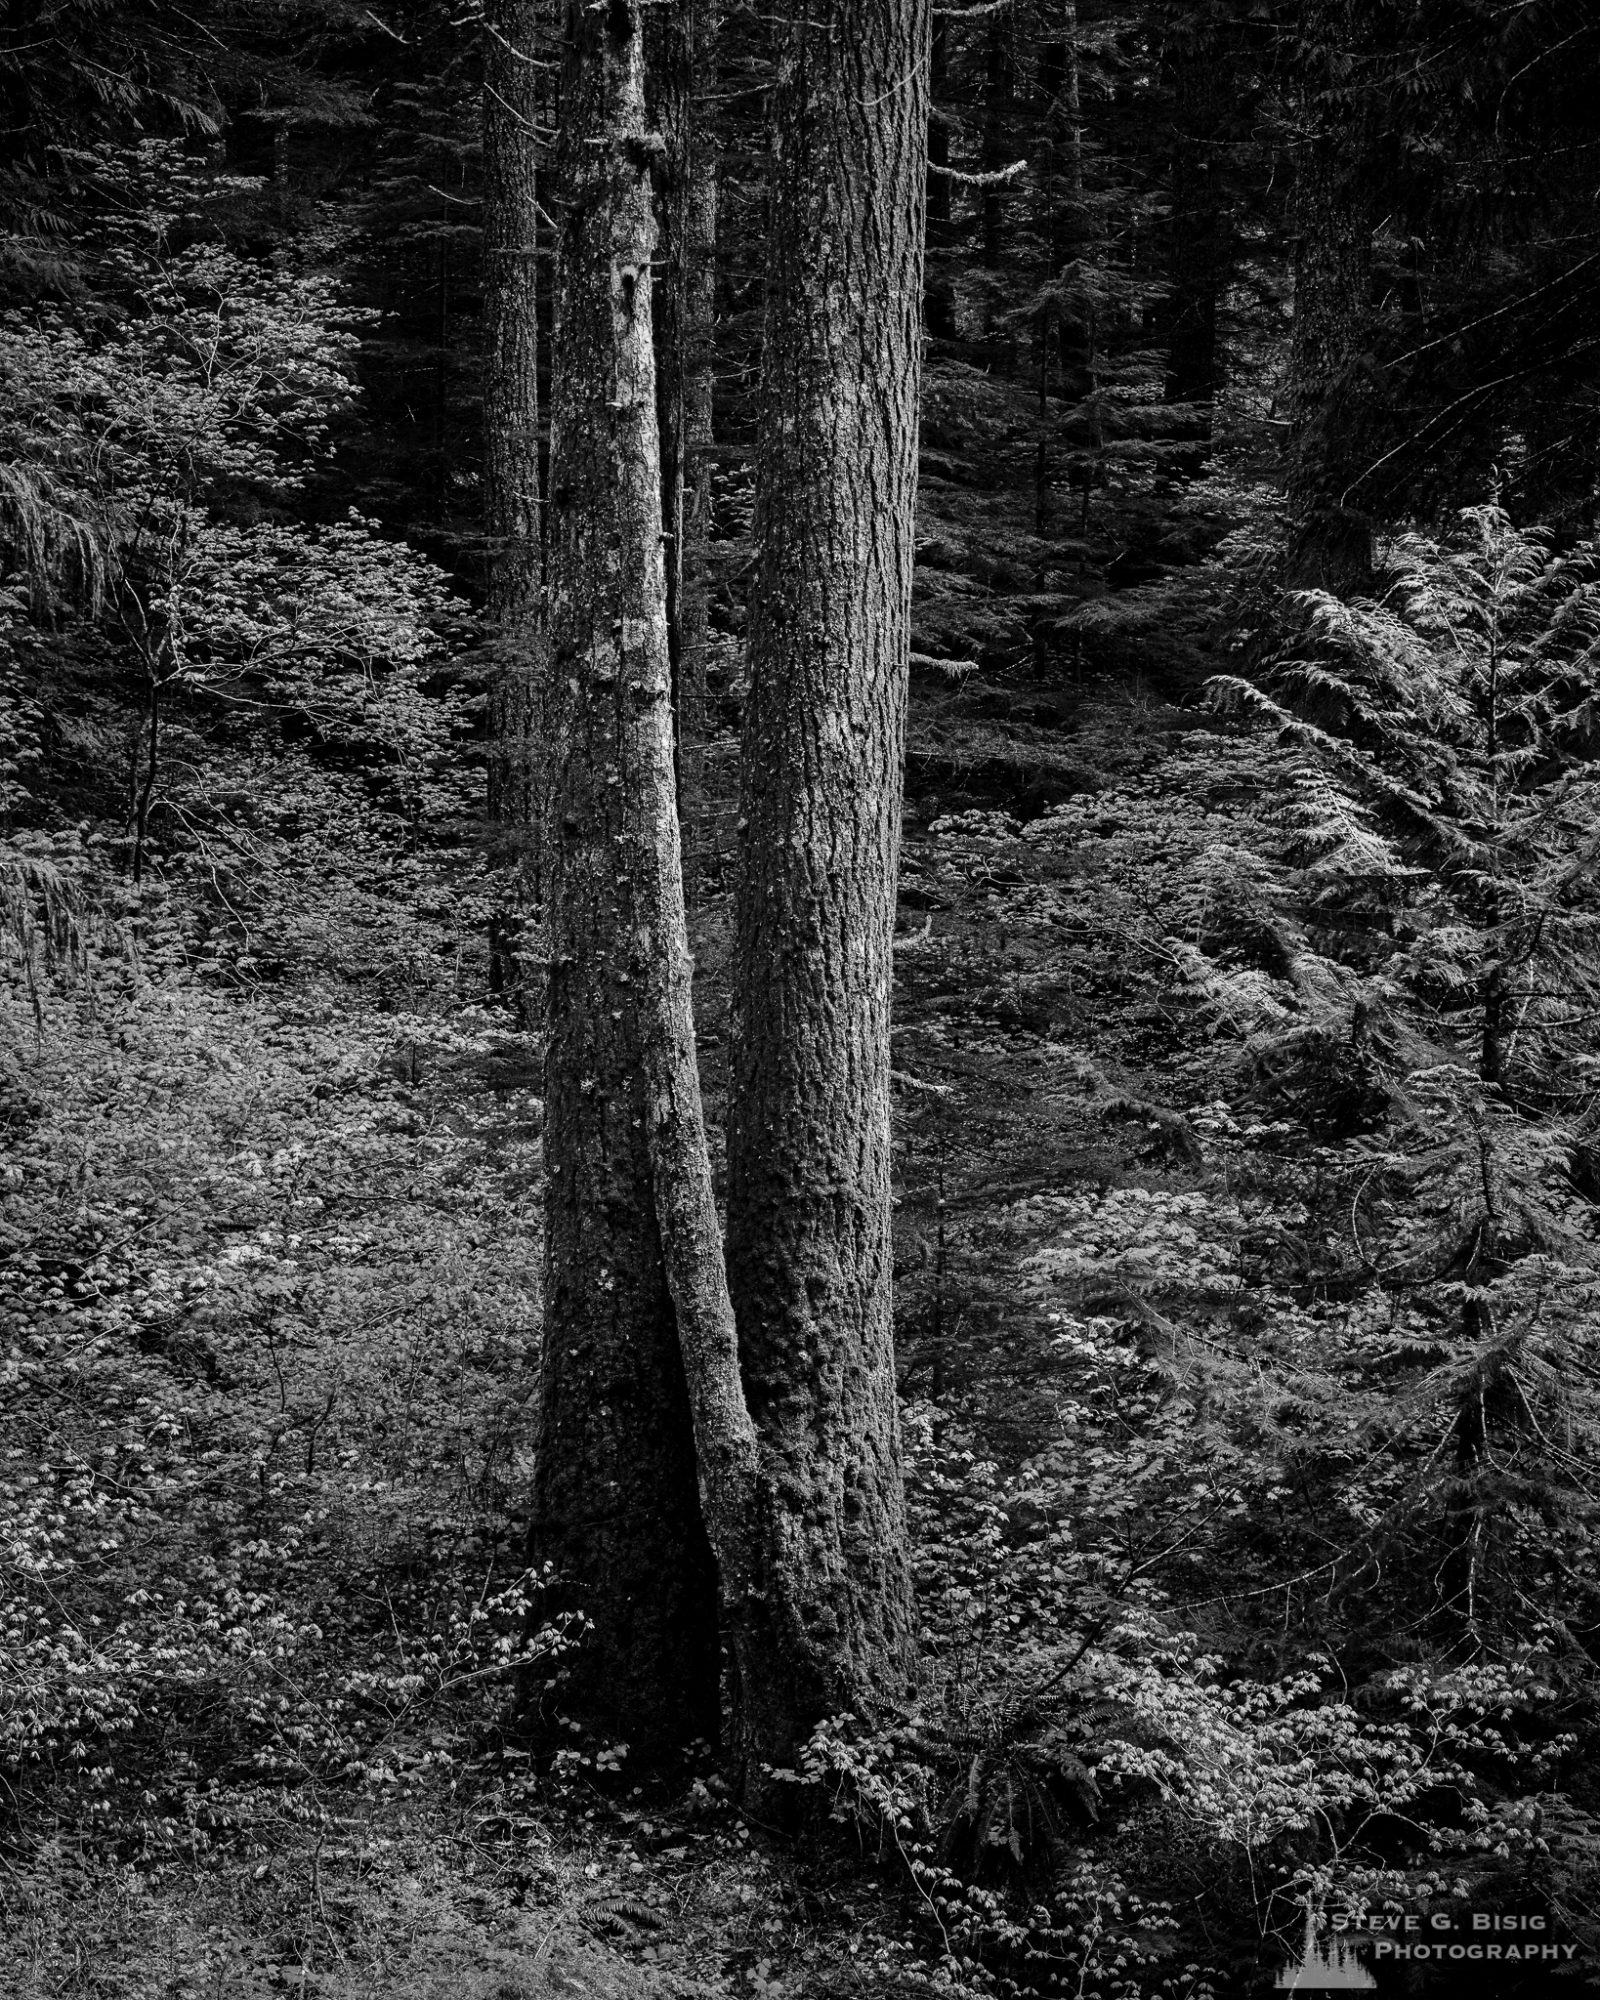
[530,0,719,1756]
[723,0,928,1778]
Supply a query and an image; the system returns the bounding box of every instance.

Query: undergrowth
[7,508,1600,1997]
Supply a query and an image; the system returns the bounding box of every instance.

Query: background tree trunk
[723,0,927,1771]
[1159,6,1231,450]
[1285,0,1377,594]
[924,18,957,343]
[650,0,718,907]
[530,0,719,1756]
[677,155,716,902]
[483,0,544,1009]
[979,11,1015,367]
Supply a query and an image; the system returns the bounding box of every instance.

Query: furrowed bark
[724,0,928,1777]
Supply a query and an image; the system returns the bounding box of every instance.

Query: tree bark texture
[649,0,719,905]
[1286,0,1377,595]
[531,0,719,1755]
[724,0,927,1768]
[483,0,544,1005]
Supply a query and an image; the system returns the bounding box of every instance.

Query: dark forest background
[5,1,1600,1994]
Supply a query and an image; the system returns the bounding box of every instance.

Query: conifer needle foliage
[1212,505,1600,1651]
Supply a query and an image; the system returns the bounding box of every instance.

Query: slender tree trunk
[1159,7,1231,455]
[620,513,779,1812]
[650,0,719,906]
[484,0,545,1009]
[1051,7,1102,536]
[1285,0,1377,594]
[1034,3,1084,536]
[924,18,957,342]
[980,12,1015,365]
[724,0,927,1772]
[678,159,717,900]
[530,0,719,1755]
[132,675,159,886]
[1442,1262,1496,1635]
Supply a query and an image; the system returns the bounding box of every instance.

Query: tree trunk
[678,159,716,900]
[1159,7,1231,452]
[650,0,719,906]
[619,499,779,1814]
[132,674,159,886]
[1285,0,1377,595]
[979,11,1016,367]
[1035,2,1086,535]
[484,0,545,1010]
[924,18,957,342]
[530,0,719,1756]
[1442,1262,1497,1636]
[724,0,927,1773]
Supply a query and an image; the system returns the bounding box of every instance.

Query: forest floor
[6,678,1494,1998]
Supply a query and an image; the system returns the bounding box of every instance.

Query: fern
[1208,504,1600,1644]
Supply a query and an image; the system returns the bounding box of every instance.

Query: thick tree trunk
[483,0,544,1009]
[530,0,720,1755]
[650,0,718,905]
[724,0,927,1773]
[1285,0,1376,595]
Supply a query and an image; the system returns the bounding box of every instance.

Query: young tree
[529,0,720,1754]
[723,0,929,1765]
[1215,503,1600,1640]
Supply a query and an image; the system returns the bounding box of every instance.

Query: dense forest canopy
[4,0,1600,1995]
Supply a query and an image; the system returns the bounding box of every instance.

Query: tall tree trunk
[1285,0,1377,595]
[530,0,720,1755]
[1051,5,1102,536]
[1159,5,1231,455]
[483,0,544,1009]
[980,11,1016,366]
[678,158,717,900]
[1035,2,1086,536]
[924,18,957,342]
[723,0,927,1772]
[650,0,719,906]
